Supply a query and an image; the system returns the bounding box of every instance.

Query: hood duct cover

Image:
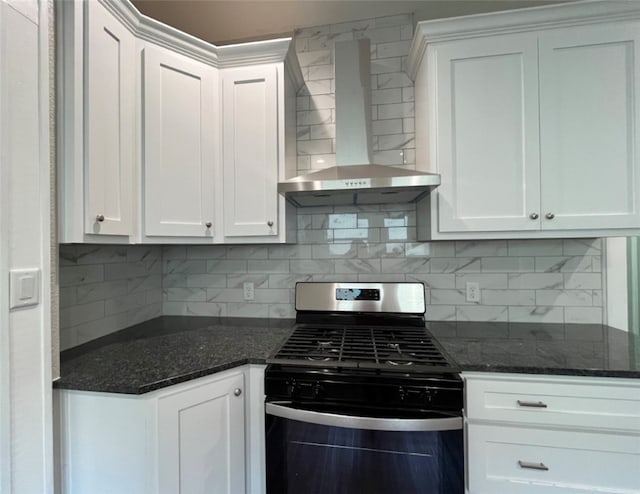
[278,38,440,207]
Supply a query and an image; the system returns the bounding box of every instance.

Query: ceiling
[131,0,567,46]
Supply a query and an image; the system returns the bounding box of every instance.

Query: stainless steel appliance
[265,282,463,494]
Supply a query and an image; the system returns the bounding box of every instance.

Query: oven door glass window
[266,403,463,494]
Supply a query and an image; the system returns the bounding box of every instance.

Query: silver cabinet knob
[529,213,539,220]
[267,221,274,227]
[234,388,242,397]
[205,221,212,228]
[96,214,105,222]
[545,212,555,220]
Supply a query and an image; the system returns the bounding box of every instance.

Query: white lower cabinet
[56,366,266,494]
[464,373,640,494]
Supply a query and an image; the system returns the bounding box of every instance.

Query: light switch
[10,268,40,310]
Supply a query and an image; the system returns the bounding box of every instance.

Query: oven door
[265,401,464,494]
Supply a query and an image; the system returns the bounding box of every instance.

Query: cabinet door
[433,34,541,233]
[539,23,640,230]
[85,1,135,236]
[143,45,216,237]
[222,66,278,237]
[157,373,245,494]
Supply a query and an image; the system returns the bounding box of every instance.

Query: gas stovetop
[268,323,456,373]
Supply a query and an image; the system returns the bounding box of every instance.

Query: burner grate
[271,324,453,371]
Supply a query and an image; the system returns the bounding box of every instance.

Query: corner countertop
[54,316,640,395]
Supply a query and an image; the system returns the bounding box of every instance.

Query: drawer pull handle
[517,400,547,408]
[518,460,549,471]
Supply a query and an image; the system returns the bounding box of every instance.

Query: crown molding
[407,0,640,80]
[99,0,296,69]
[217,37,294,69]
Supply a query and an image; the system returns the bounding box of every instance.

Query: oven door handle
[265,402,462,432]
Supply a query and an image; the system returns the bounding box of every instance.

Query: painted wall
[0,0,54,492]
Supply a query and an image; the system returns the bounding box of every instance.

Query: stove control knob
[398,387,406,401]
[287,380,298,398]
[312,382,323,399]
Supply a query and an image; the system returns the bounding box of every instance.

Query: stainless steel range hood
[278,38,440,208]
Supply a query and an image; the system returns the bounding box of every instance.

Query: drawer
[464,373,640,432]
[467,423,640,494]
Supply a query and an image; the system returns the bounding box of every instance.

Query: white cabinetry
[58,0,136,242]
[410,2,640,240]
[142,44,218,240]
[538,23,640,231]
[464,373,640,494]
[221,62,298,243]
[56,367,258,494]
[58,0,301,245]
[157,372,245,494]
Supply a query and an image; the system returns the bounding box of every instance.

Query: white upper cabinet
[58,0,136,242]
[432,34,540,233]
[409,2,640,240]
[222,66,279,238]
[58,0,300,245]
[142,44,217,239]
[539,23,640,230]
[220,59,300,243]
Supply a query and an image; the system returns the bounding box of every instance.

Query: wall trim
[0,2,13,489]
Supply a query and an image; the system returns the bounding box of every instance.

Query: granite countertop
[430,321,640,379]
[54,316,295,394]
[55,316,640,395]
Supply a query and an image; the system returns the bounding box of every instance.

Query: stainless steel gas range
[265,282,463,494]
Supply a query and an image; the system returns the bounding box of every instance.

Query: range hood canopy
[278,38,440,207]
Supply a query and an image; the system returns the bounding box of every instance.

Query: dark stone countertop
[54,316,295,394]
[429,321,640,379]
[55,317,640,395]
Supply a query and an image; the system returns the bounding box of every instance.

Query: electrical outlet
[243,282,255,301]
[466,282,480,303]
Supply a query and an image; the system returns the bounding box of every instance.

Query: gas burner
[317,340,335,347]
[386,360,414,366]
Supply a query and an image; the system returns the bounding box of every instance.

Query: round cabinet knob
[529,213,539,220]
[205,221,212,228]
[96,214,105,223]
[233,388,242,397]
[545,212,555,220]
[267,220,274,227]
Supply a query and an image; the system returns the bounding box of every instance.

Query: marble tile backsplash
[295,14,416,173]
[58,245,162,350]
[163,205,604,325]
[57,207,604,349]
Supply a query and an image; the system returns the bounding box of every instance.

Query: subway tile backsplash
[59,245,162,350]
[58,212,605,350]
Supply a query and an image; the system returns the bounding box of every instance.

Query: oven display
[336,288,380,301]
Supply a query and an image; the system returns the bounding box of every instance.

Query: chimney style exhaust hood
[278,38,440,207]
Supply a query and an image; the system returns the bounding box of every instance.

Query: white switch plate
[243,282,254,301]
[10,268,40,310]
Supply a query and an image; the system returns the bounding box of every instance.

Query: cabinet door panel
[143,45,216,237]
[434,34,540,233]
[85,1,135,236]
[540,24,640,229]
[223,66,278,237]
[158,373,245,494]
